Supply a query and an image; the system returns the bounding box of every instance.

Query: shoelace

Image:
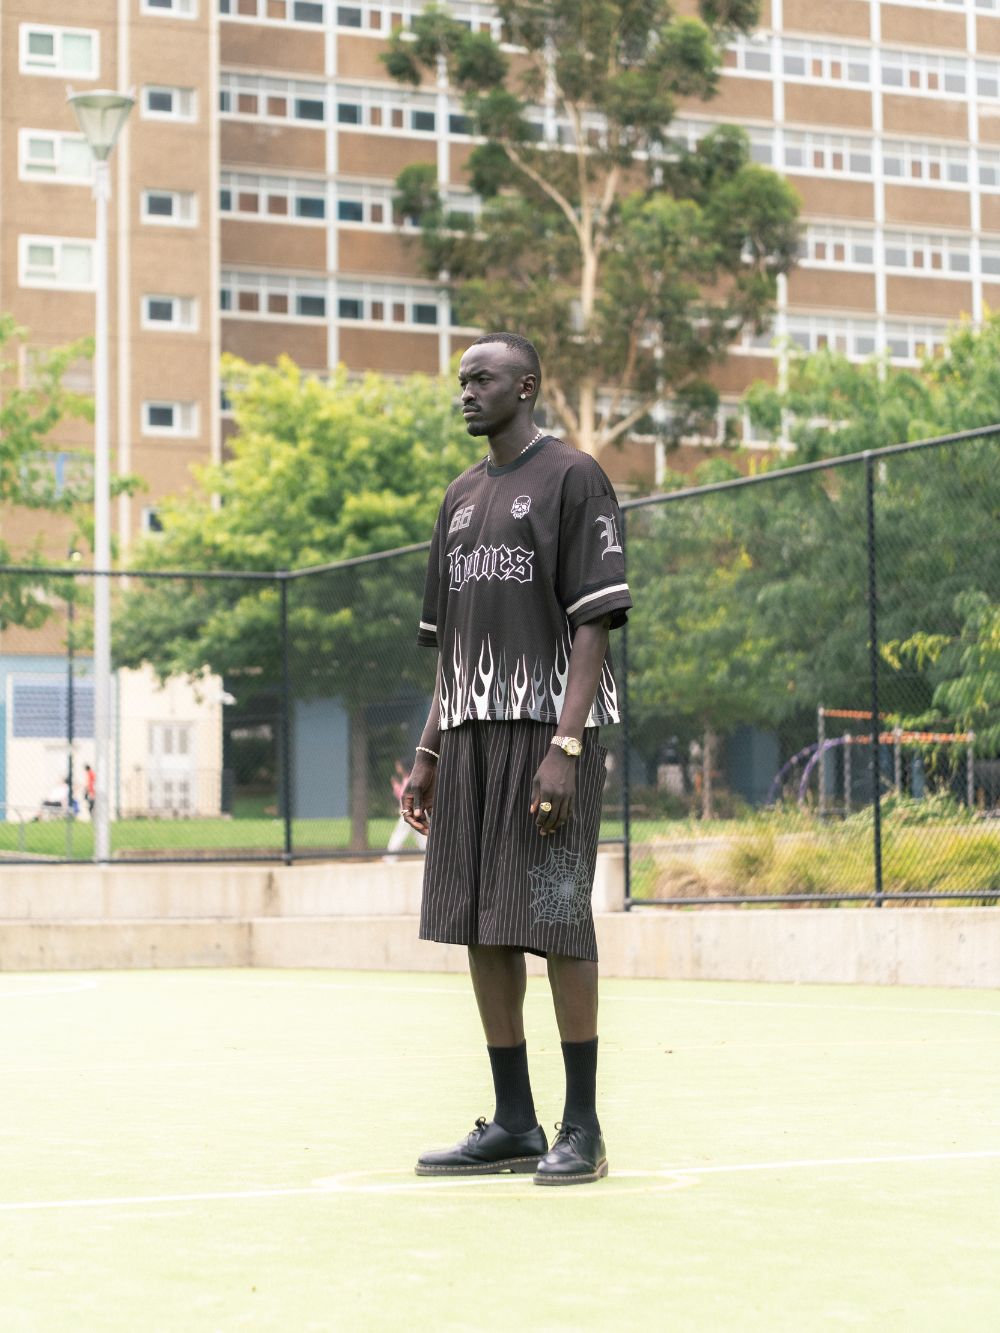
[552,1121,582,1145]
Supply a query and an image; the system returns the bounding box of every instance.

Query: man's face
[458,344,528,437]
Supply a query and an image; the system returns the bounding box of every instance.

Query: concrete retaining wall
[1,857,998,986]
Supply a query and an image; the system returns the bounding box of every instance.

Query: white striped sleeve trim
[419,620,437,633]
[565,584,631,617]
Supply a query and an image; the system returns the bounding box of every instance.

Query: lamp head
[67,89,135,161]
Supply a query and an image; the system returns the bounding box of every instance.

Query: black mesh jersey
[417,434,633,731]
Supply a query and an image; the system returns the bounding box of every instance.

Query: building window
[413,303,438,325]
[411,109,436,133]
[338,297,363,319]
[20,24,98,78]
[337,199,364,222]
[142,295,198,330]
[296,293,327,317]
[337,5,363,25]
[219,173,326,222]
[19,236,95,290]
[293,1,325,20]
[338,103,363,125]
[221,270,327,320]
[141,507,164,533]
[883,139,968,186]
[781,38,870,85]
[142,85,197,121]
[801,224,875,268]
[19,130,93,184]
[294,96,325,121]
[142,401,199,436]
[141,189,198,225]
[880,48,968,97]
[20,346,94,393]
[142,0,198,15]
[784,130,872,178]
[220,73,327,124]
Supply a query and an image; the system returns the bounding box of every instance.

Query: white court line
[3,1033,1000,1078]
[0,980,97,1000]
[229,978,1000,1021]
[3,975,998,1022]
[2,1148,998,1212]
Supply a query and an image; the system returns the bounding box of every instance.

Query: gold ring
[539,801,553,813]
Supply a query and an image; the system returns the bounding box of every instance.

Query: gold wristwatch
[551,735,583,757]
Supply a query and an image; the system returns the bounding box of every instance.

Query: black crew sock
[561,1037,600,1134]
[487,1041,537,1134]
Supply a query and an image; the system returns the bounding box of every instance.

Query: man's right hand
[401,755,437,835]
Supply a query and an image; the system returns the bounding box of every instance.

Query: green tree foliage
[384,0,800,456]
[628,319,1000,810]
[0,314,95,628]
[114,357,480,846]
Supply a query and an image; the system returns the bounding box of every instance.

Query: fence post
[817,705,826,816]
[864,453,885,906]
[279,575,293,866]
[621,510,632,909]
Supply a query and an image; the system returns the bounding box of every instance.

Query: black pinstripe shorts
[419,720,608,962]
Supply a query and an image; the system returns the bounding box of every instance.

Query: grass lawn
[1,969,998,1330]
[0,814,626,859]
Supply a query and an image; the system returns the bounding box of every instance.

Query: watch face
[561,738,583,756]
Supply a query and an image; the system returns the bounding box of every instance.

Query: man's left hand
[530,747,577,835]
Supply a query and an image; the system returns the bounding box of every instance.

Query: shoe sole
[415,1156,542,1177]
[533,1159,609,1187]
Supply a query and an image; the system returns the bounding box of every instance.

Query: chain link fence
[622,428,1000,905]
[0,429,997,904]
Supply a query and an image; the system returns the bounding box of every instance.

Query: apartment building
[3,0,1000,524]
[0,0,218,559]
[0,0,220,819]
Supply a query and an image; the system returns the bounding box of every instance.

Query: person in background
[384,759,427,861]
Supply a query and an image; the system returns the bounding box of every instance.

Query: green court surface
[1,970,998,1332]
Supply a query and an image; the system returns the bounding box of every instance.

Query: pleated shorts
[420,720,608,962]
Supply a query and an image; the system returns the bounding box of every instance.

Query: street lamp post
[67,89,134,863]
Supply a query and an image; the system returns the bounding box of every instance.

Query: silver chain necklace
[489,428,544,464]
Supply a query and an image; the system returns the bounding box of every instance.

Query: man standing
[402,332,631,1186]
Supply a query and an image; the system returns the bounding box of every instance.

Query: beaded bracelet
[415,745,440,762]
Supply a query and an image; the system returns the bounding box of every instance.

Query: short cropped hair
[470,331,542,387]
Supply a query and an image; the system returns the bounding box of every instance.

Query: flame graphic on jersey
[437,631,620,727]
[471,636,494,719]
[510,654,530,716]
[548,634,570,718]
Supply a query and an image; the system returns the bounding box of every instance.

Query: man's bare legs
[468,944,526,1045]
[468,945,536,1132]
[547,955,598,1042]
[468,946,600,1139]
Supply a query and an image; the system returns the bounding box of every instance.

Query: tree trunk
[577,378,597,456]
[349,702,369,852]
[701,725,715,821]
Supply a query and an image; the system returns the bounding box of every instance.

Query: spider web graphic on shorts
[528,845,592,927]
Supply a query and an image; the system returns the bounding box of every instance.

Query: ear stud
[519,393,527,399]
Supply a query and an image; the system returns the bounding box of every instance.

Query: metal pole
[92,159,112,864]
[865,453,885,906]
[817,705,826,817]
[968,733,976,810]
[894,726,902,795]
[279,576,293,865]
[621,511,632,908]
[843,734,852,815]
[66,590,75,858]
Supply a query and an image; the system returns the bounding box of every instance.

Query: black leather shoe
[533,1123,608,1186]
[415,1117,548,1176]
